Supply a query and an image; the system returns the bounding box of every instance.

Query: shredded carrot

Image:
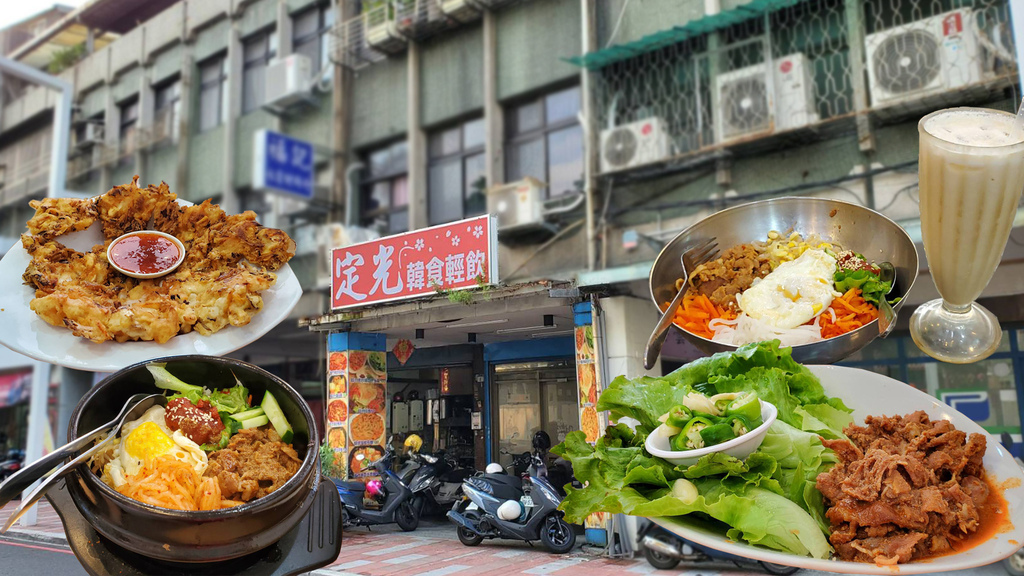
[117,454,233,511]
[819,288,879,339]
[666,291,737,340]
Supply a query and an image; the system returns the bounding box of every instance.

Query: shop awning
[0,371,32,409]
[566,0,806,70]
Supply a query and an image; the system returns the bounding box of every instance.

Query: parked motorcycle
[637,519,799,574]
[0,449,24,481]
[447,431,576,554]
[408,449,473,515]
[334,438,420,531]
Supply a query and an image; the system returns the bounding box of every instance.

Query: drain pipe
[344,162,364,227]
[0,55,73,527]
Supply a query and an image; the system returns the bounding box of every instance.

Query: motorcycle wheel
[757,561,800,575]
[540,515,576,554]
[643,542,680,570]
[395,500,419,532]
[455,501,484,546]
[1004,548,1024,576]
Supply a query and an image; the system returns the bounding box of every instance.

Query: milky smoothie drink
[918,108,1024,307]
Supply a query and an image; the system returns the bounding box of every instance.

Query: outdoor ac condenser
[486,177,546,234]
[714,53,818,143]
[265,54,312,110]
[599,117,671,173]
[865,9,981,106]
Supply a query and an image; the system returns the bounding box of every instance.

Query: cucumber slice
[261,390,293,443]
[239,414,269,429]
[230,407,265,422]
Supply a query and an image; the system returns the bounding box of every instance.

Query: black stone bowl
[66,355,320,563]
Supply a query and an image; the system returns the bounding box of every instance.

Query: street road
[0,537,86,575]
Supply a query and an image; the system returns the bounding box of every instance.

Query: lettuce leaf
[554,341,849,559]
[209,384,250,415]
[833,268,890,306]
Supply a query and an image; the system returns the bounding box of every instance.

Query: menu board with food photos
[325,335,388,481]
[574,314,612,538]
[347,350,387,479]
[574,325,605,444]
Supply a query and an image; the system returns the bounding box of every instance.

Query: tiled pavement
[0,500,753,576]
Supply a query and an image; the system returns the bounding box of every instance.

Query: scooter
[0,450,24,481]
[447,449,577,554]
[334,438,420,531]
[637,520,799,574]
[408,449,472,515]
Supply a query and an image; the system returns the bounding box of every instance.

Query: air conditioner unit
[265,54,312,110]
[314,223,382,288]
[866,9,981,106]
[440,0,476,19]
[487,177,545,234]
[714,53,818,143]
[75,122,104,149]
[599,117,671,173]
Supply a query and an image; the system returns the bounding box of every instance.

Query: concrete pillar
[332,0,357,224]
[176,48,194,198]
[598,296,662,379]
[482,10,503,188]
[56,369,93,445]
[406,41,427,230]
[137,66,152,181]
[222,22,243,213]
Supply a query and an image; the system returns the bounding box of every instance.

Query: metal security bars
[590,0,1018,175]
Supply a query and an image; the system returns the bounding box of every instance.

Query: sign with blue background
[253,129,314,199]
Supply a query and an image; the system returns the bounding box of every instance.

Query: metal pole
[0,56,74,526]
[1012,0,1024,93]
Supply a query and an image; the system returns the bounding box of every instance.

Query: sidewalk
[0,499,66,546]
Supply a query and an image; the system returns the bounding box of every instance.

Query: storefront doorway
[388,365,476,468]
[492,359,577,469]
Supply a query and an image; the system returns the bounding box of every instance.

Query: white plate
[0,205,302,372]
[653,364,1024,574]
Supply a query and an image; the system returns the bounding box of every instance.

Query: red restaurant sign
[331,215,499,310]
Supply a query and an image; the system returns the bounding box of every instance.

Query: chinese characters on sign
[253,129,314,199]
[331,215,498,310]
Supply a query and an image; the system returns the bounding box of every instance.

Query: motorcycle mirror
[387,435,394,445]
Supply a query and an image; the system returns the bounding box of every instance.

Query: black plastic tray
[45,477,343,576]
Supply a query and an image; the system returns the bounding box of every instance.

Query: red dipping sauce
[109,232,181,275]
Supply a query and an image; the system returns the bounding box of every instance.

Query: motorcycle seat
[336,480,367,492]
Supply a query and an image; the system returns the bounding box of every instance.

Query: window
[242,30,278,113]
[198,55,228,132]
[506,86,584,198]
[361,140,409,235]
[153,77,181,144]
[118,98,139,159]
[293,4,334,73]
[428,118,486,226]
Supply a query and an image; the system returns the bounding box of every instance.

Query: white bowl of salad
[645,390,777,467]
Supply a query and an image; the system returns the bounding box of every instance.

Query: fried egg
[736,248,840,330]
[105,405,208,488]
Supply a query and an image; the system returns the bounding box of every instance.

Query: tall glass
[910,107,1024,363]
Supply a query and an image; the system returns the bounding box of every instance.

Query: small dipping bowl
[106,230,186,279]
[645,401,778,467]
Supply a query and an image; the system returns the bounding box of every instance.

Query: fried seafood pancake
[26,197,99,240]
[96,177,177,239]
[21,178,294,344]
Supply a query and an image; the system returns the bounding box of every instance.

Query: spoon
[644,238,719,370]
[0,394,166,533]
[877,262,897,338]
[0,393,153,509]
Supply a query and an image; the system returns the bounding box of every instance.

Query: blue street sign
[253,129,314,199]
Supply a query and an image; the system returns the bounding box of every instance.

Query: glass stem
[941,301,973,314]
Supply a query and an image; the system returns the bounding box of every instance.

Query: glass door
[493,359,576,469]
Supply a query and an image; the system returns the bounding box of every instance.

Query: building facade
[0,0,1022,463]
